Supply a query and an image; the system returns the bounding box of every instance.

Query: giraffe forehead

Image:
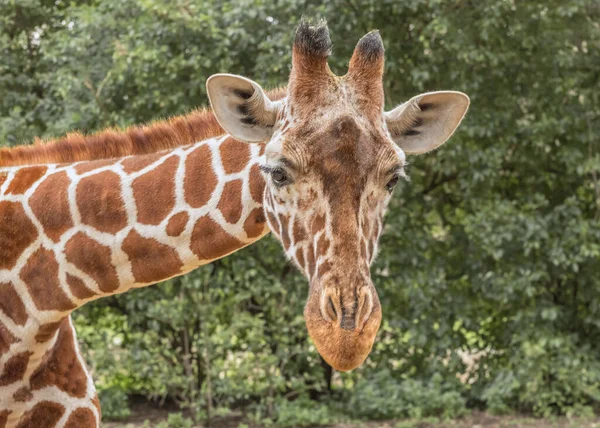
[279,114,398,180]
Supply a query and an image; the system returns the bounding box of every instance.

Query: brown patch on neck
[16,402,65,428]
[5,166,47,195]
[0,351,32,386]
[29,171,74,242]
[244,208,267,239]
[184,145,218,208]
[0,89,286,167]
[121,230,183,284]
[77,171,127,234]
[0,282,28,326]
[20,248,76,312]
[30,318,88,398]
[166,212,190,237]
[13,387,33,402]
[132,155,179,225]
[0,323,18,355]
[0,411,9,427]
[65,407,96,428]
[0,201,38,271]
[65,232,120,293]
[218,180,244,224]
[190,216,244,260]
[220,138,251,174]
[66,274,97,300]
[35,319,66,342]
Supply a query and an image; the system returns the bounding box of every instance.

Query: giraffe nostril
[320,288,340,323]
[355,286,374,331]
[327,296,337,320]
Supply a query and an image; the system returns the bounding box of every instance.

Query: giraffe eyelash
[396,162,410,182]
[260,164,292,187]
[259,165,275,174]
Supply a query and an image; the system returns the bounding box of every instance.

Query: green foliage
[156,413,194,428]
[257,396,342,427]
[2,0,600,422]
[347,370,467,420]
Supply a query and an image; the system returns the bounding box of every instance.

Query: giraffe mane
[0,87,287,167]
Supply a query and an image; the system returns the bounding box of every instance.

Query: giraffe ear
[207,74,281,143]
[384,91,469,155]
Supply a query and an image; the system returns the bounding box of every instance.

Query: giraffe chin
[304,291,382,372]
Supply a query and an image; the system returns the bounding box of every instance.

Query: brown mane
[0,87,287,167]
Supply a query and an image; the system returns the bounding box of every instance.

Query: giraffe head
[207,20,469,371]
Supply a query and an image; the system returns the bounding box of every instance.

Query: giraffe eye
[271,168,289,186]
[386,175,400,192]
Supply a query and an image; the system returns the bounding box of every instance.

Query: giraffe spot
[13,387,33,402]
[77,171,127,233]
[318,260,333,278]
[74,158,117,175]
[5,166,47,195]
[67,274,96,300]
[279,214,291,249]
[0,202,38,270]
[166,212,189,237]
[0,410,10,427]
[31,319,88,398]
[295,247,306,272]
[65,407,96,428]
[122,151,164,174]
[190,216,244,261]
[218,179,243,224]
[249,164,265,203]
[258,143,266,156]
[244,208,267,239]
[184,145,217,208]
[15,401,65,428]
[0,351,31,386]
[220,137,250,174]
[0,173,7,189]
[35,319,64,343]
[0,282,27,325]
[20,248,75,312]
[316,234,330,257]
[65,232,119,293]
[311,213,326,234]
[306,242,316,278]
[121,230,182,284]
[92,395,101,413]
[0,322,17,355]
[298,188,318,210]
[133,155,178,225]
[292,219,307,243]
[266,211,280,236]
[29,171,74,242]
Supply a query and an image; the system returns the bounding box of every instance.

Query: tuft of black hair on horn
[355,30,384,61]
[294,18,332,58]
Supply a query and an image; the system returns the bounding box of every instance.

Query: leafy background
[1,0,599,425]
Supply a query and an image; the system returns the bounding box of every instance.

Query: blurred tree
[1,0,599,422]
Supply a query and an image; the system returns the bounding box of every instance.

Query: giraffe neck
[0,134,268,325]
[0,135,268,426]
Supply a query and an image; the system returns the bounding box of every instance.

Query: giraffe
[0,20,469,427]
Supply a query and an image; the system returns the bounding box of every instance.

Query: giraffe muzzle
[304,282,382,371]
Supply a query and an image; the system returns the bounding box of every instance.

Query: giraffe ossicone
[0,19,468,427]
